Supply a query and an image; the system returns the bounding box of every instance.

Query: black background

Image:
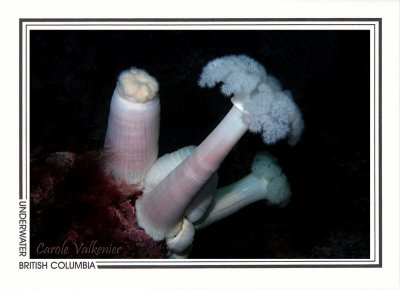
[30,28,371,259]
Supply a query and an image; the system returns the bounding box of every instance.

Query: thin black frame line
[24,23,377,27]
[373,23,377,263]
[19,20,23,200]
[20,19,382,268]
[95,258,376,263]
[96,263,381,269]
[25,23,29,201]
[378,18,383,268]
[95,263,379,268]
[95,260,377,264]
[19,18,382,22]
[94,256,378,262]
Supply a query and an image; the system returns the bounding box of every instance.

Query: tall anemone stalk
[135,55,304,256]
[104,68,160,188]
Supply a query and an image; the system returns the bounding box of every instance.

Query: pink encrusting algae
[30,150,166,259]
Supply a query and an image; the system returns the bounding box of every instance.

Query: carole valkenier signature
[36,240,122,256]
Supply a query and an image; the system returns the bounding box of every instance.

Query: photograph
[27,24,374,262]
[1,0,397,288]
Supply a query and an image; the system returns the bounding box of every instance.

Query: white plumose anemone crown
[198,55,268,96]
[199,54,304,145]
[251,151,291,207]
[117,68,159,103]
[195,151,291,229]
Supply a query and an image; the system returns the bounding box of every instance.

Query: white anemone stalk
[104,68,160,187]
[136,55,304,242]
[143,145,218,224]
[143,145,218,257]
[196,151,291,229]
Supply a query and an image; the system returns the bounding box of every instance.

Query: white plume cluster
[199,55,304,145]
[251,151,291,207]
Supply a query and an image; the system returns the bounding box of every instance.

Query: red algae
[30,150,167,259]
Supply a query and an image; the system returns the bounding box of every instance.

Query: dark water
[30,29,371,259]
